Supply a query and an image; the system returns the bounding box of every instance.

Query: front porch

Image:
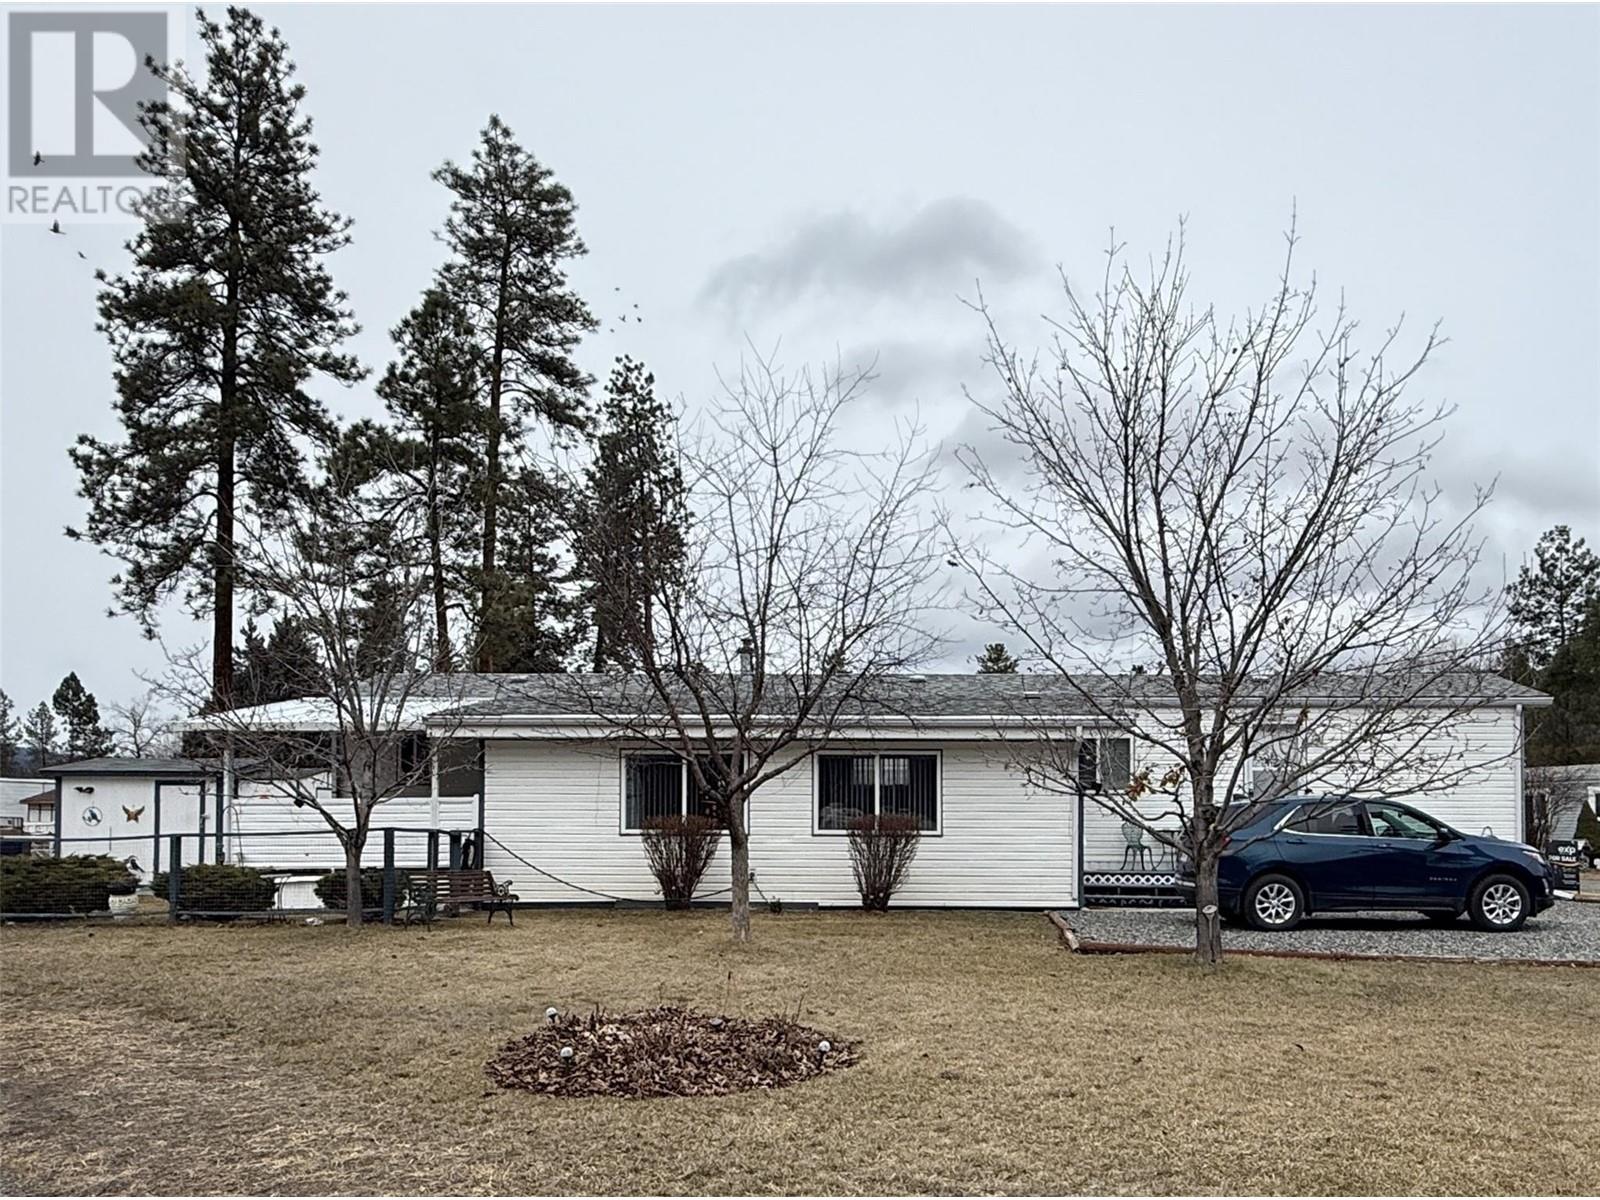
[1081,794,1187,906]
[1081,868,1186,906]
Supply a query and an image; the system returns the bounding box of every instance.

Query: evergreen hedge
[0,855,139,915]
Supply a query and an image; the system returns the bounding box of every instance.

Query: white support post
[1514,704,1526,845]
[221,742,235,865]
[429,737,441,829]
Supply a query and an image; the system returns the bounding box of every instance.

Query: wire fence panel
[0,827,480,922]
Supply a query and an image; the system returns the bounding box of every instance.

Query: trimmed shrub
[640,814,723,908]
[846,814,922,911]
[0,855,139,915]
[314,867,410,911]
[151,864,277,915]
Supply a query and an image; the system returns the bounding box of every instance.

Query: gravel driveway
[1067,900,1600,962]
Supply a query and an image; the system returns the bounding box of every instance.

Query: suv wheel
[1468,874,1530,932]
[1243,873,1305,931]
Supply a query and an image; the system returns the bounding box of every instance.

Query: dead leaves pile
[485,1005,858,1098]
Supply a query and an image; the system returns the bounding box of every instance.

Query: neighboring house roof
[0,780,54,828]
[0,778,52,803]
[41,757,218,780]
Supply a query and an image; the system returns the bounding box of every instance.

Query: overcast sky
[2,2,1597,713]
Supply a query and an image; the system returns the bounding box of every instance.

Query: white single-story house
[1525,762,1600,845]
[117,670,1550,911]
[0,777,52,835]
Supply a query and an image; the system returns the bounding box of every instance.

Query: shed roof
[41,757,218,780]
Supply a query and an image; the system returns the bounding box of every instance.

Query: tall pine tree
[1507,525,1600,668]
[372,287,483,669]
[975,642,1021,673]
[51,673,116,760]
[1504,525,1600,765]
[574,357,687,671]
[70,7,362,710]
[23,703,58,772]
[235,615,328,706]
[433,115,597,670]
[491,468,588,671]
[0,689,19,775]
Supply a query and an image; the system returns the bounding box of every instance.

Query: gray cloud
[701,197,1036,313]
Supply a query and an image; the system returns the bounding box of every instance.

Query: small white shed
[40,758,218,879]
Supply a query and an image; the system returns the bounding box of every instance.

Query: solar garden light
[545,1006,559,1023]
[817,1040,832,1055]
[559,1045,575,1065]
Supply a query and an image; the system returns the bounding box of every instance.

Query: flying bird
[32,151,43,166]
[49,220,63,234]
[123,805,145,823]
[76,251,86,260]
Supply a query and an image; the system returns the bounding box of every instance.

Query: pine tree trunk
[212,295,238,712]
[728,823,751,942]
[426,437,450,671]
[476,254,512,672]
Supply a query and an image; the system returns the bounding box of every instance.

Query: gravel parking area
[1067,899,1600,962]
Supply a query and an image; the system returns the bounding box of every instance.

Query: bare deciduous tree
[565,354,944,941]
[951,224,1509,964]
[108,693,178,758]
[170,485,485,927]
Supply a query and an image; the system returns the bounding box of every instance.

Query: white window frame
[811,748,943,837]
[618,751,744,836]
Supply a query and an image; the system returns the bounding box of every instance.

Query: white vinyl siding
[1080,705,1526,870]
[52,777,205,880]
[482,740,1078,908]
[220,786,475,872]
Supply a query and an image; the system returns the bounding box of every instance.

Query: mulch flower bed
[485,1005,858,1098]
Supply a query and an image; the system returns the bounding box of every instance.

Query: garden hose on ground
[479,830,734,904]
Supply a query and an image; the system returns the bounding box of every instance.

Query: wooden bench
[403,869,518,925]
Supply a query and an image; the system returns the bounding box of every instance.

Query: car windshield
[1365,802,1442,839]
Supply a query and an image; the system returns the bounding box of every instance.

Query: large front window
[816,752,940,833]
[621,754,730,832]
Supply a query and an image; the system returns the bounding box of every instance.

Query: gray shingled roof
[424,670,1548,720]
[41,757,218,778]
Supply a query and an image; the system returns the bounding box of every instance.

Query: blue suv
[1176,796,1556,932]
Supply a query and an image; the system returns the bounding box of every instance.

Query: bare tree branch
[949,221,1512,964]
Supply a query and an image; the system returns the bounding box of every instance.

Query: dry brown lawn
[1,909,1594,1195]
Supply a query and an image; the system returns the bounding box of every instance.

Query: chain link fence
[0,827,482,922]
